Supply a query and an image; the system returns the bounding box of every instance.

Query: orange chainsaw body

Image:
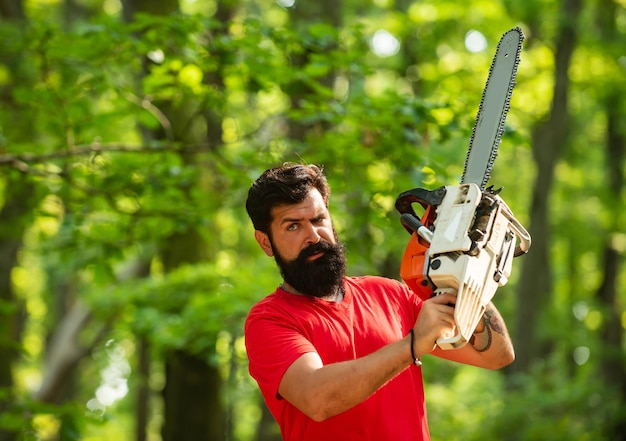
[399,205,436,301]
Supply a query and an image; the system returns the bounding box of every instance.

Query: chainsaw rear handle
[500,202,532,257]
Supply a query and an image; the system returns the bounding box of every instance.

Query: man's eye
[287,224,298,231]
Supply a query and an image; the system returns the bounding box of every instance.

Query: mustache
[297,240,336,260]
[274,236,346,298]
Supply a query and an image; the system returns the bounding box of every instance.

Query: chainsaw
[395,28,531,350]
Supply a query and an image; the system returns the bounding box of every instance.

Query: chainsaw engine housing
[396,184,530,349]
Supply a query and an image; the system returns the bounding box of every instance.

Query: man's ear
[254,230,274,257]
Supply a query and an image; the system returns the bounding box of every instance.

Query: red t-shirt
[244,276,430,441]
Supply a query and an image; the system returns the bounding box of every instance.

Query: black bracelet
[409,329,422,366]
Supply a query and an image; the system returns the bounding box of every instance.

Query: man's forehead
[271,189,327,222]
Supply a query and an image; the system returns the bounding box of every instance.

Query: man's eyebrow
[279,216,303,225]
[279,213,326,225]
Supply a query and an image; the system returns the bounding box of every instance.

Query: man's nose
[305,223,322,244]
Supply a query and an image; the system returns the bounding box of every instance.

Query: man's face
[254,188,346,297]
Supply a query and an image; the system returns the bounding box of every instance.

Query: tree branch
[0,142,212,167]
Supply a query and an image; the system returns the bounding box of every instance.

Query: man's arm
[278,293,457,422]
[432,301,515,369]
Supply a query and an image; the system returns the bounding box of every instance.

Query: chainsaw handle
[513,222,531,257]
[497,198,532,257]
[395,186,447,214]
[400,214,434,243]
[395,186,447,234]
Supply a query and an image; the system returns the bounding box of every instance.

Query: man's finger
[428,292,457,305]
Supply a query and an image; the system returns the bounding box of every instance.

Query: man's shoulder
[346,275,405,289]
[244,289,294,335]
[248,288,283,312]
[345,276,413,302]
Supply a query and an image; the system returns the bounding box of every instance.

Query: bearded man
[244,163,514,441]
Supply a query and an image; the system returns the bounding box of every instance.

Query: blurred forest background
[0,0,624,439]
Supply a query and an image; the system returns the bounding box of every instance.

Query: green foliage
[86,259,273,360]
[488,363,621,441]
[423,350,624,441]
[0,0,624,439]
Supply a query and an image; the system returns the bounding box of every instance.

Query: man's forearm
[469,303,514,364]
[279,336,415,422]
[433,301,515,369]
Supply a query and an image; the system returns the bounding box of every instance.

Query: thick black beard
[273,239,346,298]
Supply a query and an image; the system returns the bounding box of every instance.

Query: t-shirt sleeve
[402,280,424,318]
[374,276,424,330]
[244,303,316,399]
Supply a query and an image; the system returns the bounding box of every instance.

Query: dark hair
[246,163,330,234]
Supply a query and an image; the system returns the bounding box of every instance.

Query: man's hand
[429,300,515,369]
[411,293,457,357]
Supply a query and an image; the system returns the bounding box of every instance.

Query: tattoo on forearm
[471,308,506,352]
[485,309,506,337]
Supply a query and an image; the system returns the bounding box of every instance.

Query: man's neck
[280,281,344,303]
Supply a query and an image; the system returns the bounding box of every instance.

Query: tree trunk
[161,350,225,441]
[284,0,342,142]
[34,303,93,403]
[121,0,242,437]
[598,97,625,384]
[159,228,226,441]
[1,18,37,439]
[509,0,583,376]
[0,0,24,19]
[255,401,282,441]
[135,338,150,441]
[595,0,626,433]
[0,173,35,441]
[0,2,28,439]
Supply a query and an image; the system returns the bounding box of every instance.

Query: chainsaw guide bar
[462,27,524,189]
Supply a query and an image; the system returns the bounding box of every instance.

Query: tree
[0,0,624,439]
[593,0,626,436]
[510,0,583,375]
[0,2,40,440]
